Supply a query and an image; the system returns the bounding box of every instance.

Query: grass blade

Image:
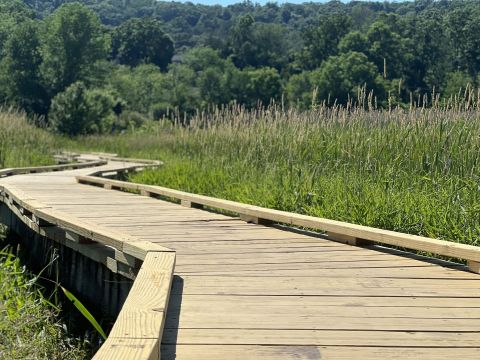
[60,285,107,340]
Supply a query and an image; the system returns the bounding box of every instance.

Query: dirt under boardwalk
[2,158,480,360]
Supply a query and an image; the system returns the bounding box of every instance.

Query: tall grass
[0,108,61,168]
[75,103,480,247]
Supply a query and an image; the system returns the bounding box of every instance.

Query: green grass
[72,104,480,247]
[0,230,88,359]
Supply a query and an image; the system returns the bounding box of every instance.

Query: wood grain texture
[109,252,175,338]
[93,338,159,360]
[161,345,480,360]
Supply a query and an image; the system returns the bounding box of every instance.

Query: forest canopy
[1,0,480,135]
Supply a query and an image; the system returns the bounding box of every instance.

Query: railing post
[181,200,203,209]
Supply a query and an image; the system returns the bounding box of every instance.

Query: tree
[339,31,369,55]
[0,0,34,56]
[0,19,49,115]
[112,17,174,71]
[313,52,382,105]
[244,67,282,107]
[442,71,475,100]
[49,82,91,136]
[49,82,117,136]
[109,64,167,115]
[229,14,255,69]
[41,3,110,96]
[183,46,225,73]
[251,23,290,71]
[197,67,226,106]
[285,71,314,109]
[403,11,451,95]
[447,6,480,80]
[299,14,352,70]
[366,20,409,80]
[163,63,199,114]
[228,18,289,71]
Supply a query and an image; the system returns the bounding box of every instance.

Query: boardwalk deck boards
[1,155,480,359]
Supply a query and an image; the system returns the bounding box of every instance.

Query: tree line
[1,0,480,135]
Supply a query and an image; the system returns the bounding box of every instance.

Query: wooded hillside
[1,1,479,134]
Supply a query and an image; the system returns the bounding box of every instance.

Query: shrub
[113,110,147,132]
[49,82,119,136]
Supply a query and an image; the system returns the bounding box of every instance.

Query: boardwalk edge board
[76,174,480,273]
[0,156,175,360]
[0,159,107,177]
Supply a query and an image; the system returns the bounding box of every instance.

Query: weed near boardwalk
[0,230,88,359]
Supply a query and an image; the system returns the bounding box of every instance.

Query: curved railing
[0,153,174,360]
[76,173,480,274]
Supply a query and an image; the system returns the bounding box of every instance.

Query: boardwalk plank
[161,345,480,360]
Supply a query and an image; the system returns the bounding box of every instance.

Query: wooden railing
[76,174,480,274]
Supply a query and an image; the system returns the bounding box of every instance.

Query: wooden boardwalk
[1,155,480,359]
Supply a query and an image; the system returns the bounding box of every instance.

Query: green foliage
[285,72,314,109]
[338,31,369,55]
[443,71,476,100]
[0,19,49,115]
[0,0,34,56]
[198,67,228,106]
[0,242,87,359]
[229,14,255,69]
[163,63,199,114]
[183,47,226,72]
[405,11,451,94]
[49,82,117,136]
[40,2,110,95]
[366,18,409,79]
[109,64,167,116]
[244,67,282,107]
[112,17,174,71]
[49,82,90,136]
[316,52,381,105]
[116,110,148,128]
[60,285,106,340]
[228,18,289,71]
[287,52,380,107]
[300,13,352,69]
[447,4,480,79]
[1,0,480,121]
